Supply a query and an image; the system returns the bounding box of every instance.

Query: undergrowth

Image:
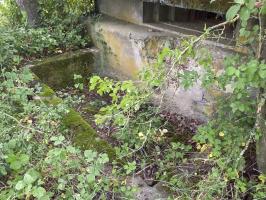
[0,0,266,199]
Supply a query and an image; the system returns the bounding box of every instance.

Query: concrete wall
[31,49,97,89]
[86,16,232,121]
[97,0,143,24]
[87,16,145,79]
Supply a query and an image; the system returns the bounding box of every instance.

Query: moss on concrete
[41,84,56,97]
[63,109,116,159]
[31,48,115,159]
[39,84,62,105]
[39,84,115,159]
[31,49,96,90]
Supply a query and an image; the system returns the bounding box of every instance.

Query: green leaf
[98,154,109,164]
[246,0,256,10]
[7,154,29,171]
[32,187,46,199]
[226,67,236,75]
[261,4,266,14]
[51,135,65,146]
[226,4,241,21]
[259,69,266,78]
[24,174,35,184]
[235,69,240,77]
[10,161,22,171]
[23,170,39,184]
[20,154,30,164]
[0,166,7,176]
[234,0,244,4]
[87,174,95,183]
[84,150,97,162]
[240,7,250,21]
[15,181,25,191]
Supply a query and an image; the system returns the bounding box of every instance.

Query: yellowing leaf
[219,132,225,137]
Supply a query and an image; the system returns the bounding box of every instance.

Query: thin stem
[0,111,44,134]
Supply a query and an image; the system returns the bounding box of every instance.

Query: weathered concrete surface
[87,16,171,79]
[87,15,232,121]
[30,48,98,89]
[30,54,115,159]
[97,0,143,24]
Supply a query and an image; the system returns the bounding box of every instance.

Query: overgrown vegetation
[0,0,266,199]
[0,0,135,199]
[86,0,266,199]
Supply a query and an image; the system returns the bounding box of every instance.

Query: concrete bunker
[143,2,235,38]
[97,0,235,39]
[90,0,237,121]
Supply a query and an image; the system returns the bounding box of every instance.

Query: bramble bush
[0,1,136,199]
[87,0,266,199]
[0,67,131,199]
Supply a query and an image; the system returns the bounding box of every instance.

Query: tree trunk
[256,12,266,174]
[16,0,40,27]
[256,94,266,174]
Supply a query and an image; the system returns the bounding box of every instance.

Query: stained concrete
[97,0,144,24]
[87,15,173,79]
[87,15,233,121]
[30,48,98,89]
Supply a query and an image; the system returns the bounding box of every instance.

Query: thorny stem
[120,15,241,159]
[0,111,44,134]
[257,9,263,59]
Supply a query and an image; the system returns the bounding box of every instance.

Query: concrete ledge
[30,48,98,89]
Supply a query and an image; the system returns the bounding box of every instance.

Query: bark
[256,13,266,174]
[256,93,266,174]
[16,0,40,27]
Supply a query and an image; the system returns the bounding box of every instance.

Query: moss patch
[63,110,115,159]
[39,84,62,105]
[31,49,96,90]
[41,84,56,97]
[38,84,115,160]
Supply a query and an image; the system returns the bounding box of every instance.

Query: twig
[257,9,263,59]
[135,163,155,175]
[1,111,44,134]
[119,15,241,159]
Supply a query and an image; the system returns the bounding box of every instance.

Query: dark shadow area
[143,3,237,45]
